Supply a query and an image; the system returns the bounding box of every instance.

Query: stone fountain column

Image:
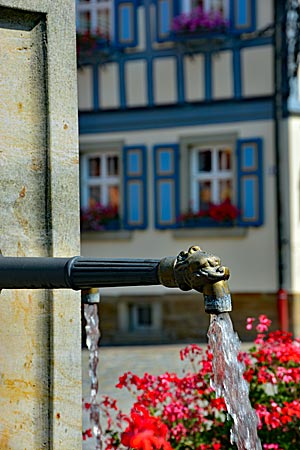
[0,1,81,448]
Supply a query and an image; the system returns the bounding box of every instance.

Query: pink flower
[246,317,256,330]
[256,314,272,332]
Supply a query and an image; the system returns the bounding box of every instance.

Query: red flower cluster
[80,202,120,231]
[121,405,172,450]
[177,200,239,225]
[83,315,300,449]
[76,28,110,57]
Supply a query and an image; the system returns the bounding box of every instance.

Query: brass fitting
[158,245,232,314]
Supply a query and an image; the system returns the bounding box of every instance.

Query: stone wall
[0,1,81,448]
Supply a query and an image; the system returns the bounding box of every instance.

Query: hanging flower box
[172,6,230,44]
[176,200,239,229]
[177,217,235,228]
[80,203,121,232]
[76,29,113,64]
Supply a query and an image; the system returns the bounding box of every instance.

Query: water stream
[84,303,103,450]
[207,312,262,450]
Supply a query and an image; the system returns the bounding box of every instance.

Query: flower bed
[83,315,300,449]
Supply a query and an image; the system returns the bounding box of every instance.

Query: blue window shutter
[123,146,147,229]
[154,0,174,42]
[230,0,256,34]
[153,144,179,229]
[114,0,138,48]
[237,138,263,227]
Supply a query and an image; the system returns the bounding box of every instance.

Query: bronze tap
[158,245,231,314]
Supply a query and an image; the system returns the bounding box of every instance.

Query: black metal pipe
[0,256,160,290]
[0,246,233,314]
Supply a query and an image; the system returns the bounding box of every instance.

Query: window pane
[108,185,119,208]
[198,150,212,172]
[218,148,231,170]
[119,4,133,42]
[237,0,248,27]
[78,11,91,32]
[198,180,212,210]
[88,157,101,176]
[107,156,119,175]
[137,305,152,326]
[97,9,110,36]
[219,179,232,202]
[159,0,171,36]
[89,186,101,206]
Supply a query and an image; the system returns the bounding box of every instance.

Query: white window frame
[129,303,154,331]
[118,302,162,333]
[81,150,120,208]
[76,0,114,35]
[181,0,229,18]
[190,144,233,212]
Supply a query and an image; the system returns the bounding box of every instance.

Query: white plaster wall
[212,50,233,99]
[184,54,205,102]
[153,57,177,104]
[99,62,120,108]
[241,46,274,97]
[125,60,147,107]
[77,66,93,110]
[288,117,300,293]
[81,120,277,294]
[256,0,273,31]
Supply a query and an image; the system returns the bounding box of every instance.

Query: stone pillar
[0,1,81,448]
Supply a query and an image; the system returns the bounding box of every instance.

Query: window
[76,0,138,47]
[153,136,264,229]
[156,0,256,41]
[80,145,147,231]
[129,304,153,331]
[77,0,112,37]
[81,151,120,209]
[180,0,229,17]
[190,145,233,212]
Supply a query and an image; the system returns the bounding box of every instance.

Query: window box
[177,217,235,228]
[171,29,229,51]
[76,32,113,64]
[81,230,132,241]
[176,200,239,229]
[80,203,121,232]
[81,220,121,232]
[172,29,229,40]
[172,6,229,39]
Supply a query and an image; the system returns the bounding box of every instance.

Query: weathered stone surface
[0,1,81,448]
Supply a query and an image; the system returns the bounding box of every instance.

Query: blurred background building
[76,0,300,344]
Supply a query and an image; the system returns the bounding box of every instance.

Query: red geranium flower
[121,405,173,450]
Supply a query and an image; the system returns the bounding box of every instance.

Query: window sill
[172,227,248,239]
[81,230,133,241]
[173,29,229,41]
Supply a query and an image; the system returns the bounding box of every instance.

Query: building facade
[77,0,300,343]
